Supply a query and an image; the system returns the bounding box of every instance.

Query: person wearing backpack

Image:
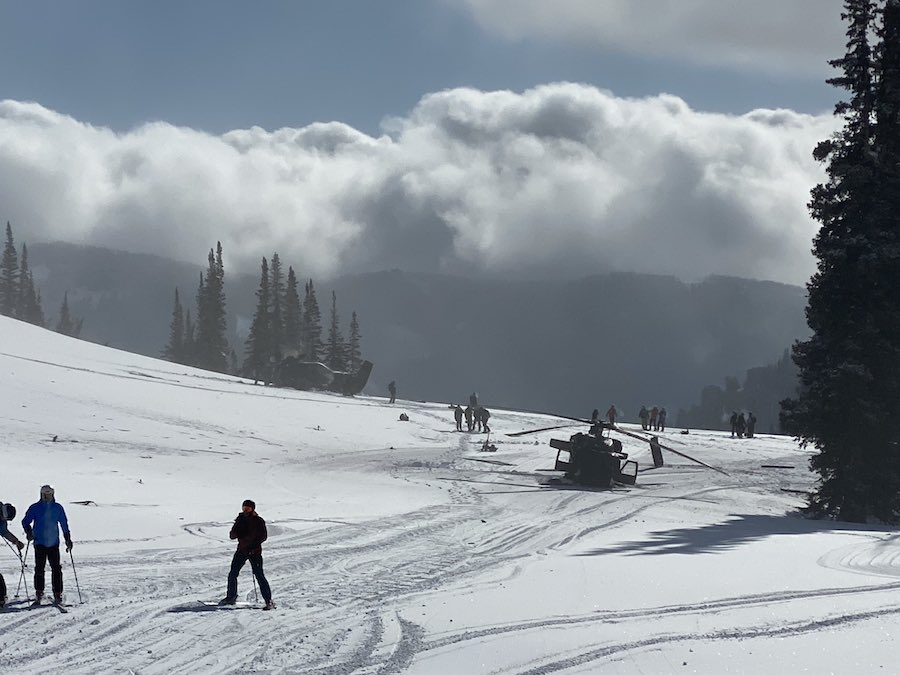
[1,501,25,608]
[22,485,72,604]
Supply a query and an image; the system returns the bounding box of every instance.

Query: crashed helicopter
[273,356,374,396]
[508,415,727,488]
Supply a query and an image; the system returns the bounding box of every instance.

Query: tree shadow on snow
[575,513,899,557]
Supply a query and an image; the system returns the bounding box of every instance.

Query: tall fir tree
[244,257,271,381]
[283,266,303,354]
[782,0,900,522]
[194,243,229,372]
[348,310,362,372]
[301,279,323,361]
[269,252,286,361]
[17,243,45,327]
[55,291,83,338]
[0,221,19,317]
[324,290,348,370]
[163,288,185,363]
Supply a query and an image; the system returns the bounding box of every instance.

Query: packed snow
[1,316,898,674]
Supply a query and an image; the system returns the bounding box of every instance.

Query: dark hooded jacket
[230,511,268,555]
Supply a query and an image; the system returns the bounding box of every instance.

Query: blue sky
[0,1,839,135]
[0,1,848,284]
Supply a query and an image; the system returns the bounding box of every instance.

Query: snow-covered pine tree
[17,243,45,327]
[269,252,285,362]
[194,244,229,373]
[302,279,323,362]
[782,0,900,522]
[325,290,348,371]
[162,288,185,363]
[55,291,83,338]
[348,311,362,372]
[0,222,19,317]
[244,257,271,382]
[283,266,303,355]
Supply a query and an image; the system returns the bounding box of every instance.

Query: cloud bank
[0,84,836,284]
[455,0,844,77]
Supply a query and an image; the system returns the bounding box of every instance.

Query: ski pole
[16,541,31,601]
[68,549,83,603]
[251,571,259,603]
[4,538,31,601]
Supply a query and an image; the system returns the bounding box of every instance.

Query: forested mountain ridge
[27,241,808,422]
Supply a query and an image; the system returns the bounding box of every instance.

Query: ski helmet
[0,502,15,521]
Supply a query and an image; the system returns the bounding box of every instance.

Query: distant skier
[590,409,600,424]
[464,406,474,431]
[388,381,397,404]
[454,405,464,431]
[22,485,72,604]
[1,501,25,608]
[469,392,478,408]
[606,404,618,426]
[650,406,659,431]
[658,407,667,432]
[221,499,274,610]
[730,411,738,438]
[746,412,757,438]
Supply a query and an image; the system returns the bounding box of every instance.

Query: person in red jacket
[220,499,274,610]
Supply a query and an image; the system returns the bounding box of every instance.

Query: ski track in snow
[4,323,900,674]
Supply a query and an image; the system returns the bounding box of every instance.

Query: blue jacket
[22,500,70,547]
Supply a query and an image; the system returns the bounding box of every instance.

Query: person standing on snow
[388,381,397,404]
[606,404,618,426]
[454,404,464,431]
[22,485,72,604]
[221,499,275,610]
[1,501,25,608]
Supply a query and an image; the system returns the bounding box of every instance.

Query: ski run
[2,316,899,673]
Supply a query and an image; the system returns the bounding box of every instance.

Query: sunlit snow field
[2,316,899,674]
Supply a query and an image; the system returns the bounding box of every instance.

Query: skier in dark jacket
[730,411,738,438]
[746,412,757,438]
[388,381,397,404]
[222,499,274,610]
[736,413,747,438]
[22,485,72,604]
[454,405,464,431]
[639,406,650,431]
[464,406,474,431]
[1,502,25,607]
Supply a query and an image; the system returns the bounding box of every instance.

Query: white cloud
[453,0,845,77]
[0,86,837,284]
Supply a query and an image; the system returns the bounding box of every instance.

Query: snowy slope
[1,316,899,674]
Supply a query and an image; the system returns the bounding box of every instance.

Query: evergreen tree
[183,309,196,365]
[0,222,19,317]
[283,266,303,354]
[194,243,229,372]
[324,290,348,370]
[782,0,900,522]
[55,291,83,338]
[348,310,362,372]
[301,279,323,361]
[17,243,45,327]
[162,288,185,363]
[244,257,271,381]
[269,252,285,361]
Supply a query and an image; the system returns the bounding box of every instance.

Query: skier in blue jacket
[22,485,72,604]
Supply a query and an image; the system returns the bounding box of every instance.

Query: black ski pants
[227,550,271,603]
[34,544,63,596]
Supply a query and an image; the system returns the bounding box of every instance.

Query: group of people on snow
[0,484,73,608]
[638,405,667,432]
[1,486,275,611]
[730,411,757,438]
[453,392,491,433]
